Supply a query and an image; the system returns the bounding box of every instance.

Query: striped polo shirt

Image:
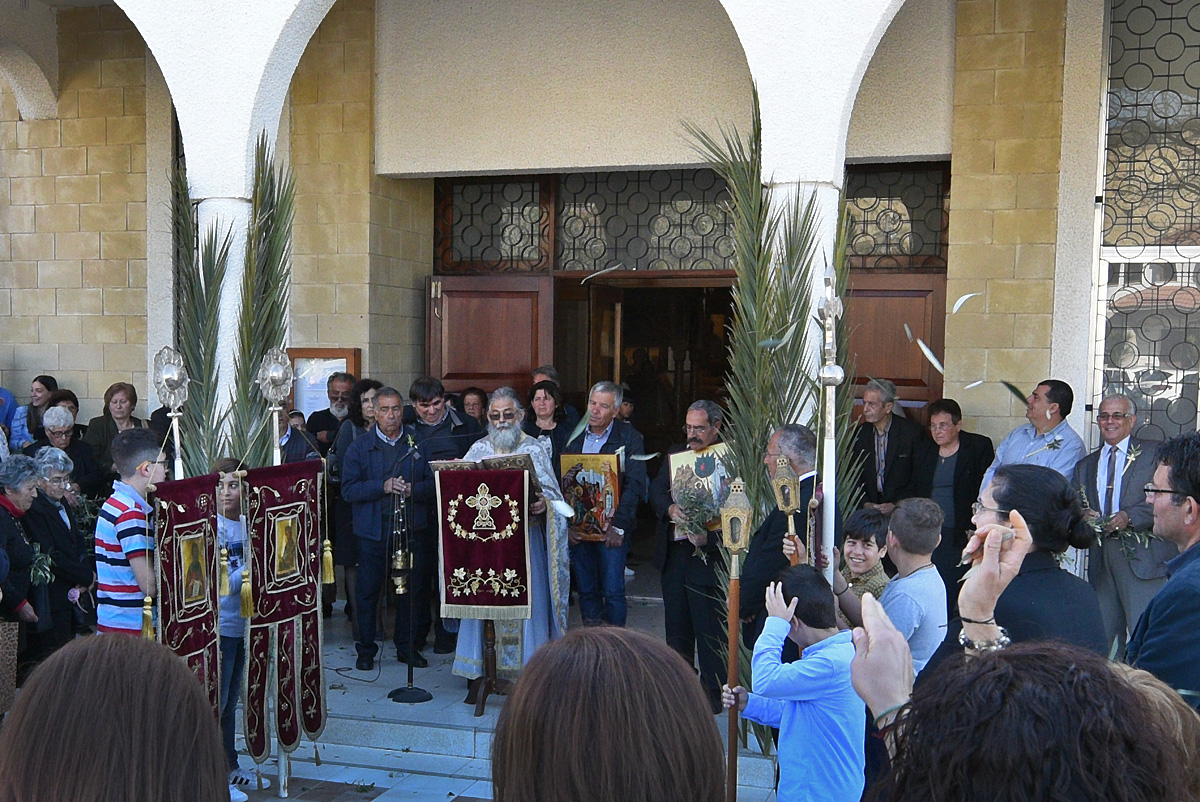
[95,481,154,635]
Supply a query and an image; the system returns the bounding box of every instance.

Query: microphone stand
[389,440,432,704]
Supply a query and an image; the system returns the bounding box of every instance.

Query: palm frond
[228,133,295,467]
[173,167,231,476]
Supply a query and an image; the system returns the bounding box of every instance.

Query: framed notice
[559,453,620,542]
[286,348,362,420]
[667,443,732,541]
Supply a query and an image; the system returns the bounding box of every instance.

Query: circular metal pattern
[1138,368,1170,395]
[627,192,651,215]
[1169,341,1200,369]
[714,235,735,258]
[585,193,607,216]
[563,215,585,238]
[605,214,628,238]
[1144,261,1176,285]
[584,237,606,259]
[626,236,649,259]
[563,173,587,195]
[1173,285,1200,312]
[1152,89,1184,118]
[846,167,949,268]
[1167,396,1198,425]
[648,171,672,192]
[1155,31,1187,61]
[501,224,523,247]
[460,184,482,204]
[671,191,694,214]
[1142,312,1172,341]
[1123,61,1154,91]
[669,236,692,259]
[649,214,671,237]
[692,214,715,236]
[1125,5,1157,34]
[1110,340,1140,369]
[605,173,629,194]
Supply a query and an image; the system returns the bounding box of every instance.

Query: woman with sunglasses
[923,463,1107,675]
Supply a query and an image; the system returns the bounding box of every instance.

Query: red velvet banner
[243,460,326,763]
[151,473,221,715]
[437,469,530,621]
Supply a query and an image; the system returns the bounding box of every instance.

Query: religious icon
[275,516,300,577]
[180,533,207,606]
[560,454,620,542]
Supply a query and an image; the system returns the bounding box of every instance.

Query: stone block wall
[289,0,432,389]
[943,0,1066,443]
[0,6,148,420]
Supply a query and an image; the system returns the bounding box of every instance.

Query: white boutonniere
[1121,443,1141,477]
[407,434,416,449]
[1024,436,1063,459]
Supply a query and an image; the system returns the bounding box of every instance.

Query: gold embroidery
[465,483,503,530]
[446,493,521,542]
[448,567,527,598]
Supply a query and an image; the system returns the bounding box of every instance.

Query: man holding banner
[449,388,569,680]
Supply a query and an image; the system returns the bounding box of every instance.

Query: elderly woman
[8,375,58,452]
[22,448,95,660]
[84,382,147,478]
[22,405,105,499]
[0,455,40,714]
[46,388,88,439]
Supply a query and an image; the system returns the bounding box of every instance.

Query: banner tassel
[256,768,263,792]
[141,595,154,640]
[321,539,334,584]
[240,562,253,618]
[218,547,231,596]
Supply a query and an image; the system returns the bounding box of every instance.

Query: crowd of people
[3,366,1200,802]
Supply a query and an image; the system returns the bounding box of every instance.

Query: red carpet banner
[151,473,221,714]
[437,469,530,621]
[243,460,326,764]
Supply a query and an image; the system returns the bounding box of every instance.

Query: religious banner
[559,453,620,542]
[437,469,530,621]
[242,460,326,765]
[151,473,221,714]
[668,443,732,543]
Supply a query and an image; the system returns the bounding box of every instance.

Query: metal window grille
[844,165,949,269]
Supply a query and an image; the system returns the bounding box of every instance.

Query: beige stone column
[943,0,1067,443]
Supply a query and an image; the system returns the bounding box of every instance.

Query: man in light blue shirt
[981,379,1087,491]
[724,566,865,802]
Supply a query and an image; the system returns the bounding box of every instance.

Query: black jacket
[853,413,930,506]
[563,420,647,535]
[648,443,722,584]
[22,494,94,620]
[0,505,34,619]
[912,430,995,540]
[410,408,485,462]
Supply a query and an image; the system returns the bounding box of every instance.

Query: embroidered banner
[437,469,530,621]
[151,473,221,715]
[243,460,326,764]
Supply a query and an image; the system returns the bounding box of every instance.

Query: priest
[451,387,569,679]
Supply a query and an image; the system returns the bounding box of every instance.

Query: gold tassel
[141,596,154,640]
[218,547,231,596]
[240,562,253,618]
[321,539,334,584]
[314,744,322,766]
[256,768,263,792]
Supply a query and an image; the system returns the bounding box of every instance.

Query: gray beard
[488,422,523,454]
[330,403,348,419]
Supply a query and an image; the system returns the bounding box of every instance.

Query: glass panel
[449,181,544,268]
[844,167,949,269]
[555,169,733,272]
[1104,0,1200,251]
[1101,260,1200,439]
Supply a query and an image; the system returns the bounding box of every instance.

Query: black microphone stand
[389,441,432,704]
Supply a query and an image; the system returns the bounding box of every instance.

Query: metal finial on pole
[153,346,190,479]
[818,266,844,585]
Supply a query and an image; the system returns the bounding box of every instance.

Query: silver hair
[1103,394,1136,416]
[489,386,525,414]
[34,446,74,477]
[865,379,897,405]
[687,400,724,428]
[589,381,623,407]
[42,405,74,429]
[0,455,40,490]
[532,365,561,385]
[773,424,817,471]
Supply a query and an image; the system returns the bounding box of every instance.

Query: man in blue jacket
[562,381,646,627]
[341,387,434,671]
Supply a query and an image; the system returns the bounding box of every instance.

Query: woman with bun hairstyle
[925,464,1107,673]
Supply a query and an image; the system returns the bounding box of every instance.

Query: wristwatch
[612,527,624,538]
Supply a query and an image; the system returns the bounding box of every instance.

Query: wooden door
[588,285,623,387]
[426,275,553,394]
[845,271,946,421]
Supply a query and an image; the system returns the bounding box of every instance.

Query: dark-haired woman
[331,378,383,629]
[926,463,1107,674]
[9,375,58,452]
[522,380,569,469]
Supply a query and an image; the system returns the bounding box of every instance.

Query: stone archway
[0,0,58,120]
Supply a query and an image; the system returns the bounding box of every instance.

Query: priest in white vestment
[452,387,570,679]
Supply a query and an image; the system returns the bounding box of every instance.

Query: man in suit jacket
[913,398,995,612]
[562,381,646,627]
[1072,395,1174,654]
[853,379,929,515]
[649,399,726,713]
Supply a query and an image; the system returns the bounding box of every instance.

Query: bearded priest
[451,387,570,680]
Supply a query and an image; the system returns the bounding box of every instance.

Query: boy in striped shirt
[95,428,168,635]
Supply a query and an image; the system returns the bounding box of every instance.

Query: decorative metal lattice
[844,165,949,269]
[1101,261,1200,439]
[435,177,553,272]
[1104,0,1200,250]
[555,170,734,272]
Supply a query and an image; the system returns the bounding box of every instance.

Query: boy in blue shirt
[723,565,865,802]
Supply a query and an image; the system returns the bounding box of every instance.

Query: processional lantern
[153,345,189,480]
[720,478,752,553]
[772,456,804,566]
[255,347,293,468]
[720,477,752,802]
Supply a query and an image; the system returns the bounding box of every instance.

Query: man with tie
[852,379,929,515]
[1072,395,1175,654]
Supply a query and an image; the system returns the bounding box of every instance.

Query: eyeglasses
[1096,412,1132,422]
[46,428,73,438]
[44,476,70,487]
[488,410,517,422]
[972,502,1010,516]
[929,422,957,431]
[1144,484,1188,499]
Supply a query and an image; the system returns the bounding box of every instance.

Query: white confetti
[916,338,945,375]
[903,323,914,342]
[965,380,984,389]
[952,292,982,314]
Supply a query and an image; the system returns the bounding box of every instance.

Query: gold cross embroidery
[465,483,503,530]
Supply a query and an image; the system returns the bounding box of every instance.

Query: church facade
[0,0,1192,447]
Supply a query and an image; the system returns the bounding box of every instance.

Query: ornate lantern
[720,478,752,553]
